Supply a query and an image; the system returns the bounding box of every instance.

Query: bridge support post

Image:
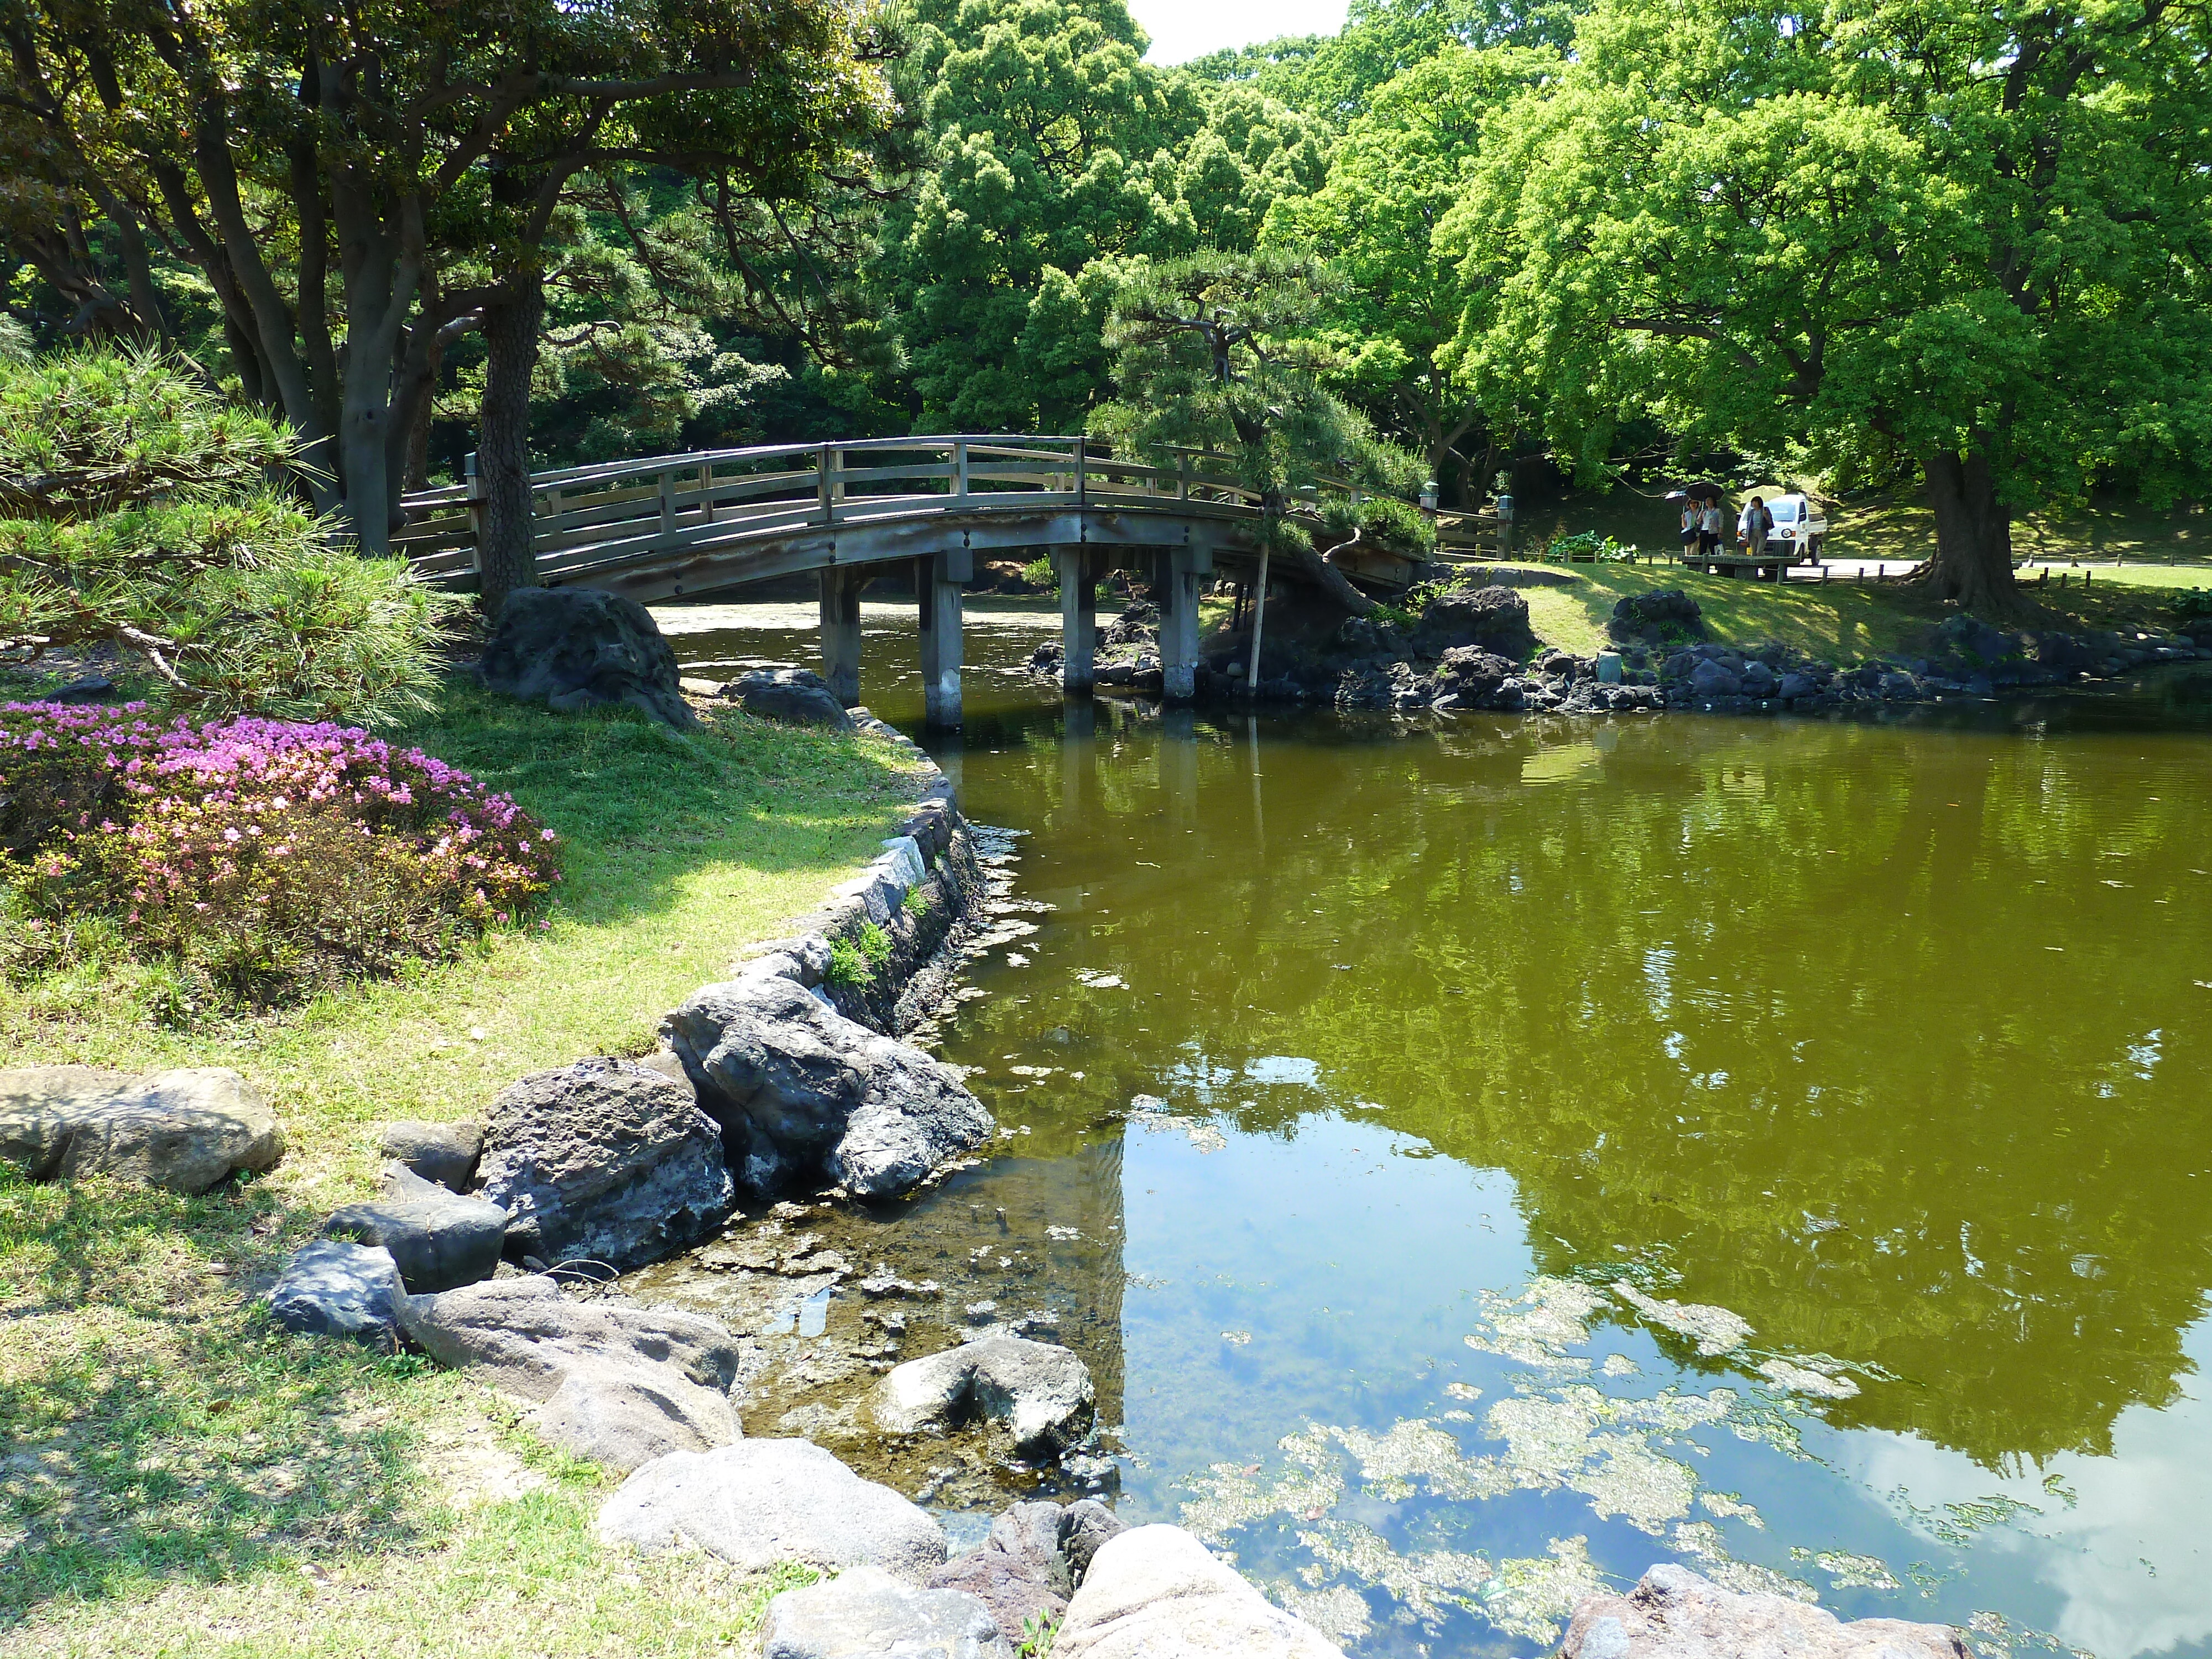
[1054,546,1095,692]
[1160,545,1210,702]
[917,547,971,728]
[819,567,866,707]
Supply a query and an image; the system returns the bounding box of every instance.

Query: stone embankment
[1037,569,2212,718]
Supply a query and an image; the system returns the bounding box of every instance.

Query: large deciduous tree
[1,0,887,590]
[1447,0,2212,613]
[876,0,1328,433]
[1263,45,1551,505]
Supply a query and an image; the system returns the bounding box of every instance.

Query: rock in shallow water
[873,1334,1097,1457]
[1562,1564,1966,1659]
[399,1275,742,1471]
[267,1239,406,1352]
[474,1058,733,1272]
[596,1439,948,1583]
[1053,1525,1345,1658]
[664,972,992,1197]
[0,1065,284,1194]
[764,1565,1010,1659]
[322,1164,508,1292]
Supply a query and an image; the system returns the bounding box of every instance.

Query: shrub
[1020,557,1057,589]
[1,700,559,1006]
[1547,530,1643,563]
[0,345,460,723]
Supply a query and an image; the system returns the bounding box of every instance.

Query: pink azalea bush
[2,701,560,1004]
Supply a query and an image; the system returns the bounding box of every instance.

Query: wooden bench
[1684,549,1818,581]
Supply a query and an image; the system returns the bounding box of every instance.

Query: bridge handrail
[398,434,1397,576]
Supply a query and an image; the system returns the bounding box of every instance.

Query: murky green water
[659,599,2212,1659]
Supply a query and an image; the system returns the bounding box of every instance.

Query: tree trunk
[1918,447,2020,613]
[477,279,546,618]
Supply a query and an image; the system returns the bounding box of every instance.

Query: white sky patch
[1126,0,1350,64]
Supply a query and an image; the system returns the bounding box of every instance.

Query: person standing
[1678,499,1699,560]
[1742,495,1773,557]
[1697,499,1723,559]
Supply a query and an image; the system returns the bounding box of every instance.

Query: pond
[652,596,2212,1659]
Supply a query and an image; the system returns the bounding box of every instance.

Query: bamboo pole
[1245,545,1272,692]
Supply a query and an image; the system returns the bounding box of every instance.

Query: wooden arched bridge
[398,435,1502,724]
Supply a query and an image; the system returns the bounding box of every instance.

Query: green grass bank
[1,686,925,1655]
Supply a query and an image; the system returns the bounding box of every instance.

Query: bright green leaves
[879,0,1329,432]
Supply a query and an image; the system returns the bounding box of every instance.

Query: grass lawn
[1491,558,2209,664]
[1,686,922,1653]
[1512,484,2211,571]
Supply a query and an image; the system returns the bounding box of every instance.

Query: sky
[1124,0,1349,64]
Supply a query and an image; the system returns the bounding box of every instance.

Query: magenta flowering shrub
[2,701,560,1004]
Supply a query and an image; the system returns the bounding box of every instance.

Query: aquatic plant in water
[1179,1269,2076,1654]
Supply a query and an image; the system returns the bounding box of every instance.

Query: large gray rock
[1609,588,1704,641]
[1416,584,1533,654]
[399,1275,742,1472]
[729,667,854,731]
[1689,659,1741,698]
[378,1118,483,1191]
[477,586,696,729]
[0,1066,284,1194]
[873,1334,1095,1457]
[596,1439,948,1582]
[267,1239,407,1352]
[928,1500,1111,1645]
[474,1058,734,1272]
[765,1566,1011,1659]
[1561,1564,1966,1659]
[1060,1499,1127,1584]
[322,1164,508,1292]
[1054,1525,1344,1659]
[663,974,992,1197]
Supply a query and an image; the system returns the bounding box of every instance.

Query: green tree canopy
[1093,248,1421,612]
[877,0,1329,432]
[1264,44,1553,505]
[1445,0,2212,611]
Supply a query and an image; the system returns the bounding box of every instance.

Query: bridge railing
[398,435,1285,582]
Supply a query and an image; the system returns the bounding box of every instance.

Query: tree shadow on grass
[0,1170,440,1629]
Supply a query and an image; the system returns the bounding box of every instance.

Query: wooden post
[463,451,483,575]
[820,566,864,706]
[1075,436,1087,508]
[658,468,675,541]
[953,439,969,502]
[917,546,971,728]
[1244,544,1272,693]
[1056,546,1095,692]
[818,444,833,525]
[699,462,715,524]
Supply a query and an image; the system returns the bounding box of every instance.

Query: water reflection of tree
[989,703,2211,1472]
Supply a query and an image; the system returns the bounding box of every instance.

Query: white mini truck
[1746,492,1829,562]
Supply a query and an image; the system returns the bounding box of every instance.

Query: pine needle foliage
[0,347,458,724]
[1091,249,1422,519]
